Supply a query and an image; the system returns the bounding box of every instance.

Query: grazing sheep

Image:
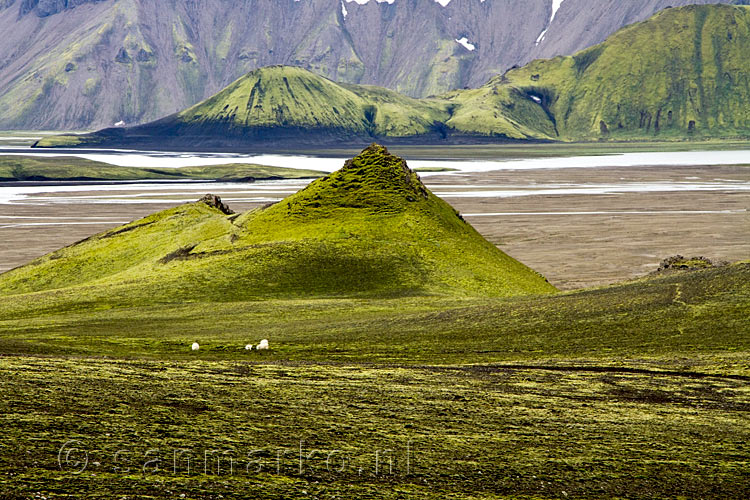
[257,339,269,350]
[191,342,200,351]
[245,344,253,350]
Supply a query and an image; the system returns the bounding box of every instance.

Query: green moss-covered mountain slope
[0,145,555,300]
[496,3,750,140]
[36,66,457,149]
[32,64,557,149]
[174,66,452,139]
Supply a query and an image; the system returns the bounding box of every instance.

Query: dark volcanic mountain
[0,0,738,130]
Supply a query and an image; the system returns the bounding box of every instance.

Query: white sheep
[245,344,253,350]
[191,342,200,351]
[256,339,270,350]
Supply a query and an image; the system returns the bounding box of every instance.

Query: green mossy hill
[0,145,555,300]
[33,66,539,149]
[266,143,431,216]
[440,84,559,140]
[497,4,750,140]
[175,66,451,138]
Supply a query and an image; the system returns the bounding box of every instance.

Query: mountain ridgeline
[0,0,740,130]
[37,5,750,148]
[0,145,556,300]
[497,3,750,139]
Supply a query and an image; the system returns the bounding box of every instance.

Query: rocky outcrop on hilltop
[656,255,729,273]
[199,194,234,215]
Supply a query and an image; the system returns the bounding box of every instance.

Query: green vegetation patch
[0,156,324,182]
[33,134,88,148]
[501,4,750,140]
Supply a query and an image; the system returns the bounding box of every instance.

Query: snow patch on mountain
[455,37,476,51]
[345,0,396,5]
[342,0,490,7]
[535,0,566,45]
[344,0,453,6]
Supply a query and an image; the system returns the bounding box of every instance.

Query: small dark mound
[199,194,234,215]
[656,255,728,273]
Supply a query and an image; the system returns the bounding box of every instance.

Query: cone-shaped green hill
[175,66,450,139]
[0,145,555,301]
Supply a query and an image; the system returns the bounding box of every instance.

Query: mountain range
[1,0,743,130]
[37,4,750,148]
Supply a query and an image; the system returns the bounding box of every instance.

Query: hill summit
[0,145,556,301]
[282,144,430,214]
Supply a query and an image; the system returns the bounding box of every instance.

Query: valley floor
[1,259,749,497]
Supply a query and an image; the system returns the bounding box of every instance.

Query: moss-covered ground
[1,355,748,499]
[0,261,749,499]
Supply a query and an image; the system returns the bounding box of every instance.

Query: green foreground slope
[0,145,554,300]
[1,349,748,499]
[0,257,746,369]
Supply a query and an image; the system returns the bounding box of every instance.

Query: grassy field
[0,261,748,367]
[0,156,323,182]
[1,356,748,499]
[0,262,748,499]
